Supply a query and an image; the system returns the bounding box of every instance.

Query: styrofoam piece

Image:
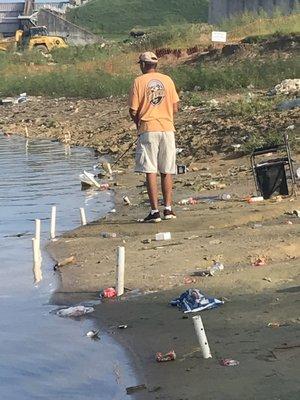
[155,232,171,241]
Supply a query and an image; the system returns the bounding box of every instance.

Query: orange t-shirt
[129,72,179,134]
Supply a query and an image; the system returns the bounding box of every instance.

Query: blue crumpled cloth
[171,289,224,313]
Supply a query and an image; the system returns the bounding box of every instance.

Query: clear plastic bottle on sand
[219,193,231,200]
[209,261,224,276]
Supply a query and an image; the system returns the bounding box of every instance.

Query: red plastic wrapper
[102,287,117,298]
[220,358,239,367]
[156,350,176,362]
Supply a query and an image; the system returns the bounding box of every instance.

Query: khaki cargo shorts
[135,131,176,174]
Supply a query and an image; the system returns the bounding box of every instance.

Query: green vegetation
[67,0,209,35]
[242,130,296,154]
[168,57,299,92]
[225,12,300,40]
[0,66,133,98]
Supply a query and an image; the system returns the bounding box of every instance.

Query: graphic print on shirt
[146,79,165,106]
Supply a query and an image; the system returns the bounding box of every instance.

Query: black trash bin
[255,161,288,199]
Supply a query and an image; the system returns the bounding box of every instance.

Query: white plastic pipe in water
[35,219,41,253]
[80,207,87,226]
[116,246,125,296]
[192,315,212,359]
[50,206,56,239]
[32,238,40,265]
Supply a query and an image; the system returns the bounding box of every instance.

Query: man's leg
[161,173,173,207]
[146,173,159,210]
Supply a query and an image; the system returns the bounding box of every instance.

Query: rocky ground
[0,90,298,167]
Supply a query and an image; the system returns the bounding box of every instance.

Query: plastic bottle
[219,193,231,200]
[209,261,224,276]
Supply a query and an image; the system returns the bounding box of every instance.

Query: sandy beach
[48,158,300,399]
[1,95,299,399]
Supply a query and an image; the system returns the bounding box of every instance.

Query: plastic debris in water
[86,330,100,338]
[56,306,94,317]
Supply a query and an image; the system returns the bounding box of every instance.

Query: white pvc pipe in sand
[192,315,212,359]
[50,206,56,239]
[80,207,87,226]
[116,246,125,296]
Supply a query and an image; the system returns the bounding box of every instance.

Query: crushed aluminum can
[156,350,176,362]
[220,358,239,367]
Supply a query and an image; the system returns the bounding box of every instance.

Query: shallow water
[0,135,137,400]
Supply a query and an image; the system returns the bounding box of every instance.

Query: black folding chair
[250,133,296,199]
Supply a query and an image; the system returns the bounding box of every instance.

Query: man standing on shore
[129,51,179,223]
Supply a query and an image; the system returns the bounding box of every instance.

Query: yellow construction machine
[0,26,67,53]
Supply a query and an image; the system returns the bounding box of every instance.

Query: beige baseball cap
[138,51,158,64]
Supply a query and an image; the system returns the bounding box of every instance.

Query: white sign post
[211,31,227,43]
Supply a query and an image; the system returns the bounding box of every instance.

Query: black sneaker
[138,212,161,223]
[163,209,177,220]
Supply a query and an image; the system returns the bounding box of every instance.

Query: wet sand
[48,156,300,400]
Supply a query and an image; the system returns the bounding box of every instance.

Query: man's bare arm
[129,108,139,128]
[173,102,179,114]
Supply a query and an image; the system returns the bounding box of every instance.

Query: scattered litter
[100,232,117,238]
[252,257,267,267]
[219,358,239,367]
[79,170,101,188]
[177,164,187,174]
[101,287,117,298]
[56,306,94,317]
[109,208,116,213]
[54,255,76,270]
[268,322,281,328]
[122,195,131,205]
[86,330,100,338]
[171,289,224,313]
[268,79,300,96]
[156,350,176,362]
[126,384,147,395]
[293,210,300,217]
[209,261,224,276]
[253,223,263,229]
[263,277,272,282]
[219,193,231,200]
[142,238,152,244]
[118,324,128,329]
[286,220,293,225]
[178,197,198,205]
[155,232,171,241]
[184,276,196,285]
[176,148,183,154]
[247,196,264,204]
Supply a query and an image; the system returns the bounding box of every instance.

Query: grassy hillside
[67,0,209,35]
